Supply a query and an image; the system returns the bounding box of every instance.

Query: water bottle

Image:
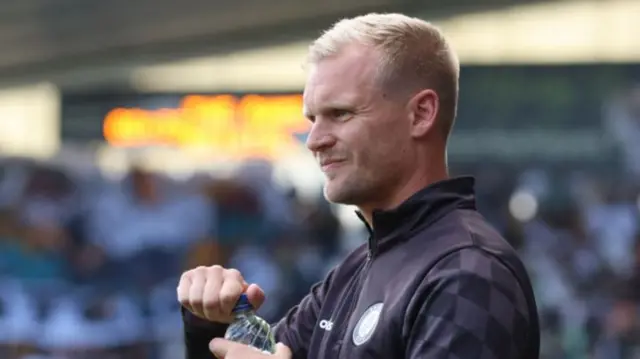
[224,293,276,354]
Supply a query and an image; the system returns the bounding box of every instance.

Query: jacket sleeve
[404,247,532,359]
[182,308,228,359]
[182,268,335,359]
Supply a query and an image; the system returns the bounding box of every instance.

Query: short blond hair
[308,13,460,136]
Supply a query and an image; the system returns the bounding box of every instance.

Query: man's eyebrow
[317,101,356,113]
[303,94,360,118]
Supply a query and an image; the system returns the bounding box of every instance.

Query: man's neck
[358,165,448,227]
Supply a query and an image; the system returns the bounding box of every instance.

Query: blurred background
[0,0,639,358]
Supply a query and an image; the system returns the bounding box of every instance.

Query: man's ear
[408,89,439,138]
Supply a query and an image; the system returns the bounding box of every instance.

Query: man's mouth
[320,159,345,171]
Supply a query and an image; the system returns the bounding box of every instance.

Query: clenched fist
[177,265,266,323]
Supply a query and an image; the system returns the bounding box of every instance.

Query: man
[178,13,540,359]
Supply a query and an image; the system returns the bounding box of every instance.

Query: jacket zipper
[333,236,375,358]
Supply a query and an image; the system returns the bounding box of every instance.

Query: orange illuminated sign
[103,94,310,160]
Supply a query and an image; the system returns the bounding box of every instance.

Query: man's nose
[306,128,337,152]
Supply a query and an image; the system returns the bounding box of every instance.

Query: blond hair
[308,13,460,136]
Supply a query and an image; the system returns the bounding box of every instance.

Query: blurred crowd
[2,156,640,359]
[0,157,347,359]
[1,86,640,359]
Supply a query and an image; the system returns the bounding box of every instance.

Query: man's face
[303,45,413,207]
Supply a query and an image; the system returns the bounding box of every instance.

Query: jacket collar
[356,176,477,256]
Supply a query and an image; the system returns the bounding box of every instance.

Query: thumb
[274,343,292,358]
[246,283,266,309]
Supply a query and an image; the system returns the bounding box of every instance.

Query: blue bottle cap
[232,293,253,313]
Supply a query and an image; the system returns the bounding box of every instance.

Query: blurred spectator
[583,179,639,277]
[86,165,211,292]
[0,208,69,288]
[204,178,261,248]
[606,233,640,358]
[0,280,40,359]
[148,277,184,359]
[605,86,640,178]
[37,290,146,359]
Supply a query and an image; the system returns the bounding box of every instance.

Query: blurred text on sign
[103,94,310,160]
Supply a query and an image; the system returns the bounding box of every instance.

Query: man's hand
[210,339,292,359]
[177,265,266,323]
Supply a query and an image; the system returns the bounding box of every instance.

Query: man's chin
[323,183,343,204]
[323,183,358,205]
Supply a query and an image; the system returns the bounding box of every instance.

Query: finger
[188,268,208,317]
[209,338,238,357]
[219,270,245,316]
[246,283,266,309]
[275,343,292,358]
[202,266,224,320]
[176,273,193,308]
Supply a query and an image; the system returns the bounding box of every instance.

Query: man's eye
[332,109,352,120]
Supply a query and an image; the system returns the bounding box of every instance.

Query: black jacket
[183,177,540,359]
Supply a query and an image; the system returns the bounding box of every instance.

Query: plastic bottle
[224,294,276,354]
